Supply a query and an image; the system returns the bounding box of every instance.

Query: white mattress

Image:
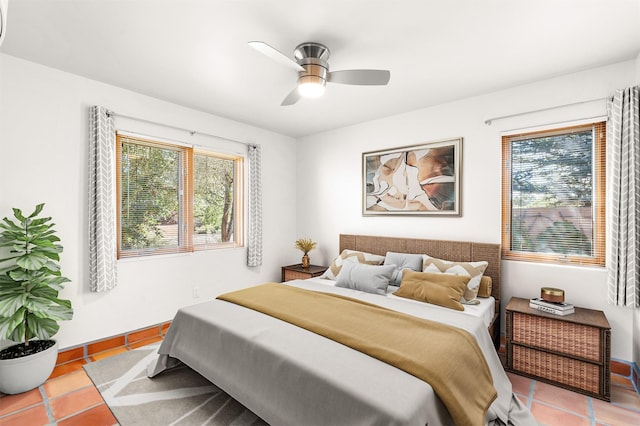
[305,277,496,328]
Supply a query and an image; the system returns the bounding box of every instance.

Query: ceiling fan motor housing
[294,43,329,88]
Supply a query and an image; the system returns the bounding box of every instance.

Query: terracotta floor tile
[89,346,129,362]
[0,403,50,426]
[0,388,43,416]
[610,385,640,411]
[49,359,87,379]
[532,381,590,417]
[515,393,529,406]
[56,403,117,426]
[592,396,640,424]
[507,372,533,395]
[43,369,93,399]
[611,374,635,389]
[50,386,104,420]
[530,401,591,426]
[128,335,162,349]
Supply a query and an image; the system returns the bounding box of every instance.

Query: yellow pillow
[478,276,493,298]
[393,270,469,311]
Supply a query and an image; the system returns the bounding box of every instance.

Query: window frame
[116,133,244,259]
[501,122,606,266]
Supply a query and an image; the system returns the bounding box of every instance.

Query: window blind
[501,122,606,266]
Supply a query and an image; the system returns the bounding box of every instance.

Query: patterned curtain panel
[606,86,640,308]
[247,144,263,267]
[89,106,118,292]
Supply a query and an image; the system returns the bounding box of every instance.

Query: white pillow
[335,262,395,295]
[321,249,386,280]
[422,255,488,305]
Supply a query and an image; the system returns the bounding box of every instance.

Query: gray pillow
[335,262,396,295]
[383,252,425,286]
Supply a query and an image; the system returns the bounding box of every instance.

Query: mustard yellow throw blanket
[218,283,497,426]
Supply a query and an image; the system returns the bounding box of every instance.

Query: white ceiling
[1,0,639,138]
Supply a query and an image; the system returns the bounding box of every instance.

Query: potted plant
[0,204,72,394]
[295,238,317,269]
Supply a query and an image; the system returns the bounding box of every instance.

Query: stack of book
[529,297,575,316]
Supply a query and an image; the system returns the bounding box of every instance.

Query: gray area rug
[83,344,268,425]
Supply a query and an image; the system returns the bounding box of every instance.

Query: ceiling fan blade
[281,87,301,106]
[248,41,305,72]
[328,70,390,85]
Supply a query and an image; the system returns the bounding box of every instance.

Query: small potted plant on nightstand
[295,238,317,269]
[0,204,73,394]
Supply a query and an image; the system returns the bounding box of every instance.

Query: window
[501,122,605,266]
[116,133,243,258]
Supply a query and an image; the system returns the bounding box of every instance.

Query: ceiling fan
[248,41,391,106]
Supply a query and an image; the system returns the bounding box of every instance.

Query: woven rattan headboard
[339,234,501,302]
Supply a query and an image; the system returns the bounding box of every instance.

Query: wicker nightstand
[506,297,611,401]
[281,264,328,282]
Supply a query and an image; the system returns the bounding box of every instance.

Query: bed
[337,234,503,348]
[148,234,536,425]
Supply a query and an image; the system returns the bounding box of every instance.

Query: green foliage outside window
[509,129,594,257]
[118,136,239,256]
[193,154,235,243]
[121,143,179,250]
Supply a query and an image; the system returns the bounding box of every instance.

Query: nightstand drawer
[281,264,328,282]
[284,269,319,281]
[512,345,601,394]
[511,312,601,361]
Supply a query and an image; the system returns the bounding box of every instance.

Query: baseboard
[55,321,172,365]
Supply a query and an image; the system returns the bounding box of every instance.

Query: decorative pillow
[335,262,395,295]
[478,276,493,298]
[383,251,424,286]
[422,255,488,305]
[321,249,385,280]
[393,270,468,311]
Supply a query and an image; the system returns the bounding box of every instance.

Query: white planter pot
[0,340,58,394]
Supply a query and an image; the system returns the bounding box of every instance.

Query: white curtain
[89,106,118,292]
[607,86,640,308]
[247,144,263,267]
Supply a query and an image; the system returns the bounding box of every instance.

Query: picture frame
[363,138,462,216]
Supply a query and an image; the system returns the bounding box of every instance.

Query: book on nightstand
[529,297,575,316]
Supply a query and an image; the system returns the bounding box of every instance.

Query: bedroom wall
[296,59,639,362]
[0,54,298,350]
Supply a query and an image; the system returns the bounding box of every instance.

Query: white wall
[0,54,298,350]
[297,60,639,362]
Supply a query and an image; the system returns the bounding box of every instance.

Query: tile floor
[1,339,639,425]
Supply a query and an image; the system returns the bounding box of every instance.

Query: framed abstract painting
[363,138,462,216]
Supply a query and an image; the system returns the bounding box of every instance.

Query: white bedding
[307,277,497,328]
[148,279,535,426]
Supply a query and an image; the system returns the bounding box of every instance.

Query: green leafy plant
[0,204,72,348]
[295,238,317,255]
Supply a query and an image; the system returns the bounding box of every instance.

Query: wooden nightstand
[281,264,328,282]
[506,297,611,401]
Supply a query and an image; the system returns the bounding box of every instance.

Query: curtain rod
[104,109,255,147]
[484,96,611,125]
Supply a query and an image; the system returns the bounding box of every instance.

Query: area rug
[83,344,268,425]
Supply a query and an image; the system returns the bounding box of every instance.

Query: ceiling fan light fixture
[297,75,326,98]
[248,40,390,105]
